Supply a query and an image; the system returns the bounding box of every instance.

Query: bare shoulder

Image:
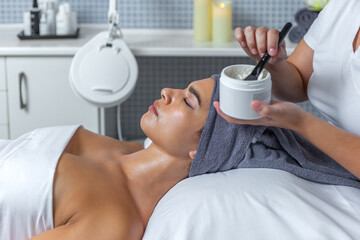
[64,127,144,156]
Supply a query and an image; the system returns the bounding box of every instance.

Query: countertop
[0,24,297,57]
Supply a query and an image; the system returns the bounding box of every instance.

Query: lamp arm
[108,0,117,20]
[107,0,122,40]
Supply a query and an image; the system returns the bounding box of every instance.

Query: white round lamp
[69,0,138,108]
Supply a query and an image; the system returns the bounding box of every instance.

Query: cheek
[163,110,190,134]
[140,110,188,139]
[141,109,203,157]
[163,111,201,144]
[159,110,189,141]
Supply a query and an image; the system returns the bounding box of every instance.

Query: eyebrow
[189,85,201,107]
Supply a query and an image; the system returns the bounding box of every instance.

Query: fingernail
[251,48,258,55]
[240,41,247,47]
[234,29,241,39]
[253,102,263,112]
[269,48,276,53]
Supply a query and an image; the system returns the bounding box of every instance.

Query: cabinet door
[7,57,99,139]
[0,57,6,90]
[0,57,9,139]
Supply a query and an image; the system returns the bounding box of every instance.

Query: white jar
[219,64,272,120]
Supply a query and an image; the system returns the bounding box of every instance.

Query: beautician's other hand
[235,26,287,64]
[213,100,309,131]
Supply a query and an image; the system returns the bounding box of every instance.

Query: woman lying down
[1,75,359,240]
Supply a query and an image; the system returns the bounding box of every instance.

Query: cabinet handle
[19,72,27,110]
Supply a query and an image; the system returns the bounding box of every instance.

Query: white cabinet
[0,57,6,90]
[0,57,9,139]
[6,57,99,139]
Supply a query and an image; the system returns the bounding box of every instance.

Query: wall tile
[0,0,307,29]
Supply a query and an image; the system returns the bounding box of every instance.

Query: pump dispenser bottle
[45,0,56,35]
[56,3,71,35]
[30,0,41,35]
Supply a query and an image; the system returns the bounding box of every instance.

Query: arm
[30,224,76,240]
[266,39,314,102]
[296,112,360,178]
[31,216,143,240]
[214,100,360,179]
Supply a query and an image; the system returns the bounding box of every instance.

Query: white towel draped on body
[0,125,80,240]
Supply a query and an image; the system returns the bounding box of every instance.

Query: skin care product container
[56,3,71,35]
[193,0,212,42]
[39,12,50,35]
[70,11,78,34]
[30,0,41,35]
[23,12,31,36]
[219,64,272,119]
[45,0,56,35]
[212,1,232,42]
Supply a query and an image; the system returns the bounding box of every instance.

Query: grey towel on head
[189,74,360,189]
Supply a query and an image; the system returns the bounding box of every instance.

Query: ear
[189,150,197,160]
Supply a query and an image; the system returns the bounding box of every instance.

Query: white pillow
[143,168,360,240]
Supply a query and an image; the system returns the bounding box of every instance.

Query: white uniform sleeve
[303,2,332,50]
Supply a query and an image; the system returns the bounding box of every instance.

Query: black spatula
[244,22,293,81]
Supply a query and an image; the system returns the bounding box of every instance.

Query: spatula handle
[278,22,293,47]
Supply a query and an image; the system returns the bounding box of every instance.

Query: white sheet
[143,168,360,240]
[0,140,10,152]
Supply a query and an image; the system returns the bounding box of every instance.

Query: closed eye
[184,98,193,109]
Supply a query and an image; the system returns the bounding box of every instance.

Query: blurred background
[1,0,306,28]
[1,0,321,141]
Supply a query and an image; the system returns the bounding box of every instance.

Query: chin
[140,112,153,139]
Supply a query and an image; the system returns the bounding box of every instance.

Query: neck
[119,145,191,225]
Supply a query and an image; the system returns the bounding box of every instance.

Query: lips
[149,100,159,116]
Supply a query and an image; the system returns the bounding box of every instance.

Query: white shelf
[0,24,297,57]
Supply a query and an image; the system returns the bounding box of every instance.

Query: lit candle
[193,0,212,42]
[212,1,232,42]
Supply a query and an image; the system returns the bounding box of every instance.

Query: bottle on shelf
[30,0,41,35]
[56,3,71,35]
[45,0,57,35]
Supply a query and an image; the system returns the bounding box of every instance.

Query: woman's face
[141,78,214,158]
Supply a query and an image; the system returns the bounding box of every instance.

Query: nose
[161,88,172,104]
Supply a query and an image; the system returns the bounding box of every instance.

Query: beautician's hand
[213,100,309,131]
[235,26,287,64]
